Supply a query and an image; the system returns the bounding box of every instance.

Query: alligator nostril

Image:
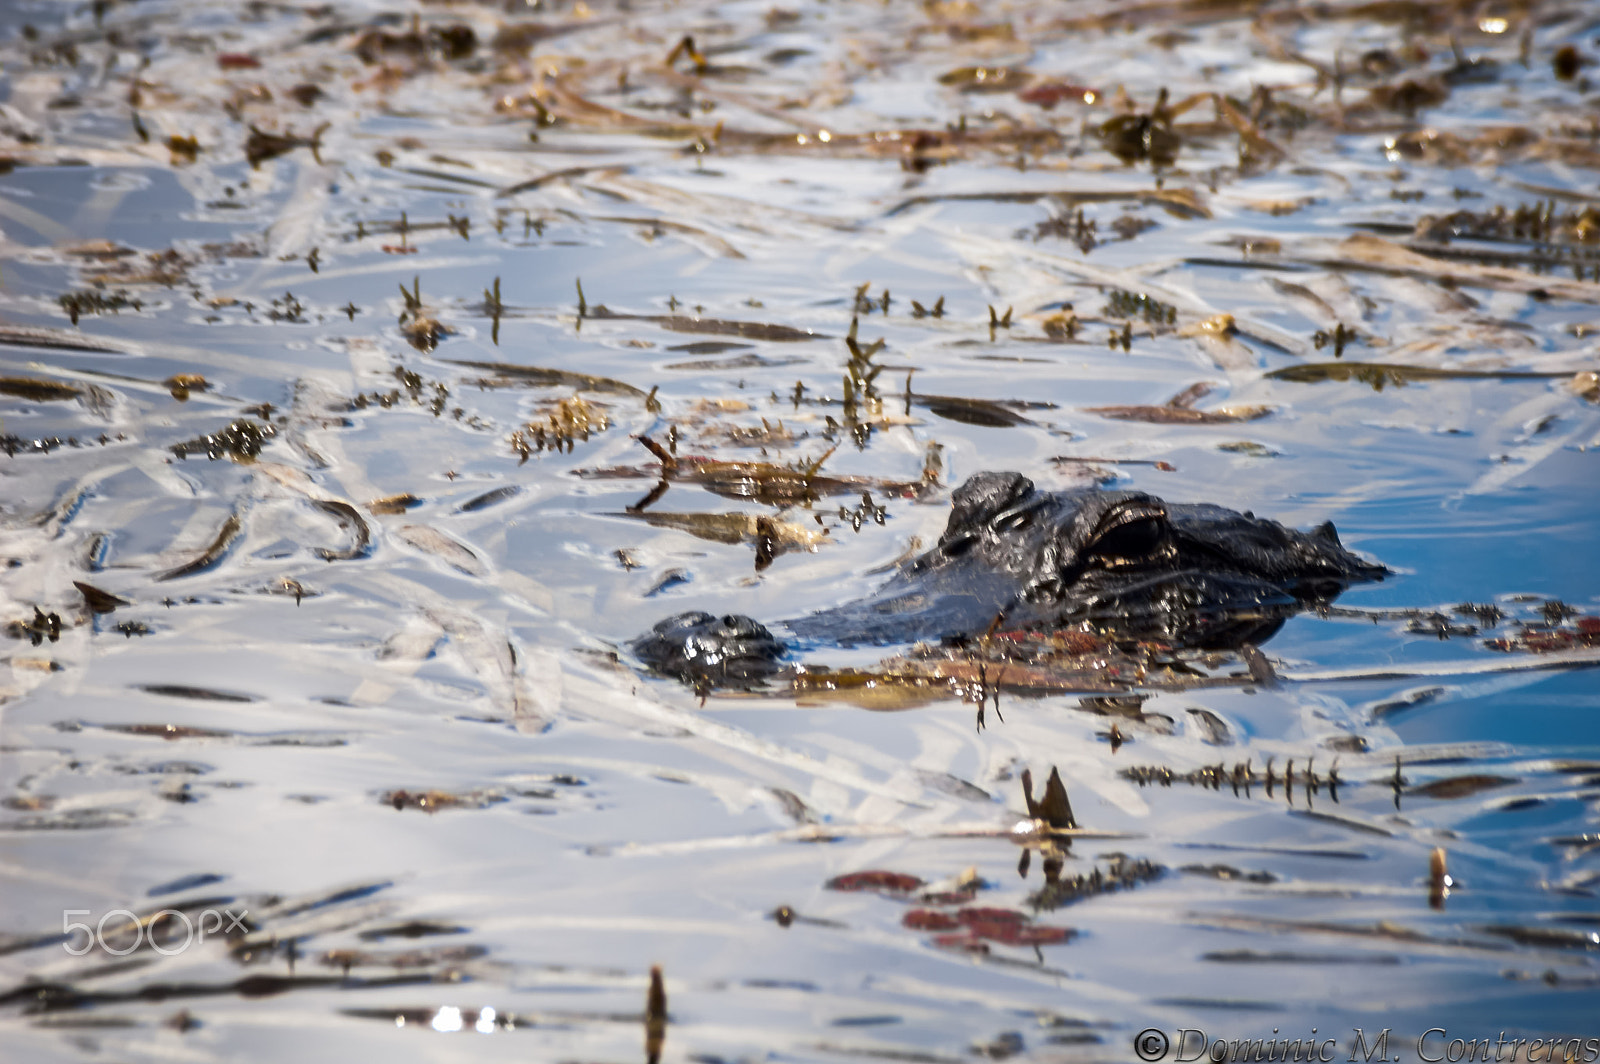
[995,510,1032,532]
[990,496,1047,534]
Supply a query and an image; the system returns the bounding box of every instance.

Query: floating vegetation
[619,510,828,572]
[57,288,142,326]
[381,788,505,812]
[366,494,421,515]
[1097,89,1182,167]
[1121,756,1344,805]
[912,393,1040,427]
[1484,616,1600,654]
[458,486,521,513]
[6,607,63,646]
[938,66,1031,94]
[1041,312,1079,340]
[1086,382,1271,424]
[164,374,208,400]
[1021,767,1076,830]
[905,906,1075,950]
[1033,208,1098,252]
[157,512,243,581]
[397,276,449,352]
[244,122,328,168]
[73,581,130,614]
[66,244,192,287]
[1415,203,1600,246]
[610,434,936,507]
[309,500,372,562]
[0,376,82,402]
[446,358,647,399]
[1312,322,1360,358]
[509,395,609,461]
[1027,856,1164,913]
[170,419,274,461]
[1266,362,1574,390]
[1103,289,1178,326]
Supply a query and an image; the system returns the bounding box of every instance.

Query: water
[2,1,1599,1060]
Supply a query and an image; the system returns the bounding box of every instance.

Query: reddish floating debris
[382,789,503,812]
[825,870,924,894]
[106,723,233,740]
[1018,81,1097,109]
[1484,619,1600,654]
[217,53,261,69]
[902,909,961,931]
[972,922,1074,947]
[905,905,1074,947]
[957,907,1028,926]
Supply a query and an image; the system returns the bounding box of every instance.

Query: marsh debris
[1484,616,1600,654]
[619,510,827,572]
[1312,322,1361,358]
[446,358,647,399]
[8,607,63,646]
[1121,755,1344,806]
[381,788,506,812]
[1103,290,1177,327]
[646,965,667,1064]
[58,288,142,325]
[164,374,208,400]
[509,396,609,461]
[1098,89,1182,167]
[825,870,924,896]
[366,493,421,515]
[157,512,243,581]
[170,419,274,461]
[905,906,1075,951]
[1020,767,1076,831]
[244,122,328,168]
[605,434,936,507]
[1265,362,1572,390]
[1087,382,1270,425]
[1028,855,1163,913]
[73,581,129,614]
[397,276,451,352]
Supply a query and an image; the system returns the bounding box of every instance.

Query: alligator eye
[1088,501,1170,561]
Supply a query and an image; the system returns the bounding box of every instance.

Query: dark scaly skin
[631,471,1387,687]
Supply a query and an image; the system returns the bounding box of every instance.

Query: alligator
[631,471,1387,688]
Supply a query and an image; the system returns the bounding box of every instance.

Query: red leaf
[1018,81,1097,109]
[826,870,924,893]
[975,922,1074,947]
[902,909,961,931]
[218,53,261,70]
[957,907,1027,926]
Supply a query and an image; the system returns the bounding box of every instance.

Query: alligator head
[632,471,1387,687]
